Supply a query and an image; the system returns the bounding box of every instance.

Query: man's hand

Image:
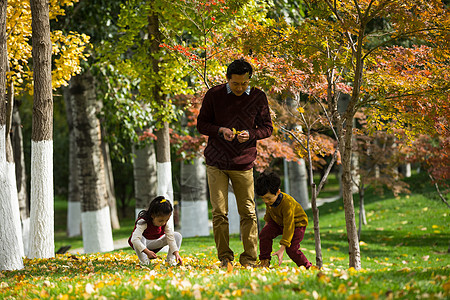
[272,245,286,265]
[219,127,235,141]
[236,130,249,143]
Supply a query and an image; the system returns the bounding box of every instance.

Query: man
[197,58,273,268]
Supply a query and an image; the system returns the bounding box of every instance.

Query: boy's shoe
[241,262,257,268]
[256,259,270,268]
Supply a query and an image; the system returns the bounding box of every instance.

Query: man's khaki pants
[206,165,258,265]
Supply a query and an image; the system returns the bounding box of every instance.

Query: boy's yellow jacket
[264,192,308,247]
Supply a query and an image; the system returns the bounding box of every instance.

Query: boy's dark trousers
[259,220,312,268]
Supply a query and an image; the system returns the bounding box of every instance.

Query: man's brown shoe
[220,258,233,271]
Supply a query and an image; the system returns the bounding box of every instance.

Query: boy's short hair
[226,58,253,79]
[255,172,281,196]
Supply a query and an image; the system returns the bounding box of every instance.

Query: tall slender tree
[63,85,81,237]
[3,0,89,254]
[68,71,114,253]
[132,141,158,216]
[5,77,24,258]
[11,97,30,253]
[0,0,24,271]
[28,0,54,259]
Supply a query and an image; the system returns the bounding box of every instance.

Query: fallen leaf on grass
[85,283,95,294]
[337,283,347,293]
[443,280,450,293]
[40,289,50,298]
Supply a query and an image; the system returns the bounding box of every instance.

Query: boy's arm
[272,245,286,265]
[272,206,296,265]
[264,211,273,223]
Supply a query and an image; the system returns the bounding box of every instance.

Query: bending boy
[255,171,312,269]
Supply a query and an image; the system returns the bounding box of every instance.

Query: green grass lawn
[1,173,449,299]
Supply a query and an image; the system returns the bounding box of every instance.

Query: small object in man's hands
[232,128,242,135]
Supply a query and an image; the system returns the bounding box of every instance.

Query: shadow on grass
[318,229,449,257]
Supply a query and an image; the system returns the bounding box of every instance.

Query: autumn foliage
[7,0,90,95]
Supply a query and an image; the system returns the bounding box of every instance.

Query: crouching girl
[128,196,182,266]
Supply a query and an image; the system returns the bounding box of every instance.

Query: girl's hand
[144,249,157,260]
[174,251,183,266]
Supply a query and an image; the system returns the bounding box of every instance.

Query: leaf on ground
[85,283,95,294]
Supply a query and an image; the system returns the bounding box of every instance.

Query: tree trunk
[357,184,366,240]
[305,128,323,268]
[339,120,361,270]
[101,127,120,229]
[287,159,310,209]
[310,183,322,268]
[227,184,241,235]
[6,81,25,259]
[132,141,158,217]
[0,122,24,270]
[28,0,55,259]
[148,12,175,229]
[63,86,81,237]
[400,163,411,178]
[11,98,30,255]
[180,157,210,237]
[155,122,174,227]
[70,71,113,254]
[0,1,24,268]
[351,149,360,193]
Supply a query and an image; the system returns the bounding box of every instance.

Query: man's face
[227,73,250,96]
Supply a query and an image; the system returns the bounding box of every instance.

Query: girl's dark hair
[255,172,281,196]
[226,58,253,79]
[138,196,173,223]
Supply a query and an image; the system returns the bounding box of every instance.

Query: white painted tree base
[29,140,54,259]
[0,126,24,270]
[287,159,310,210]
[180,200,210,237]
[22,217,30,257]
[157,162,174,229]
[228,191,240,234]
[67,201,81,237]
[0,187,24,270]
[7,162,25,257]
[81,206,114,253]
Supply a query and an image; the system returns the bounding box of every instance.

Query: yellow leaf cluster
[7,0,89,95]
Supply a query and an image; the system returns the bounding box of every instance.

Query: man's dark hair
[226,58,253,79]
[255,172,281,196]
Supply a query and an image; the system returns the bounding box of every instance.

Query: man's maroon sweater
[197,84,273,170]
